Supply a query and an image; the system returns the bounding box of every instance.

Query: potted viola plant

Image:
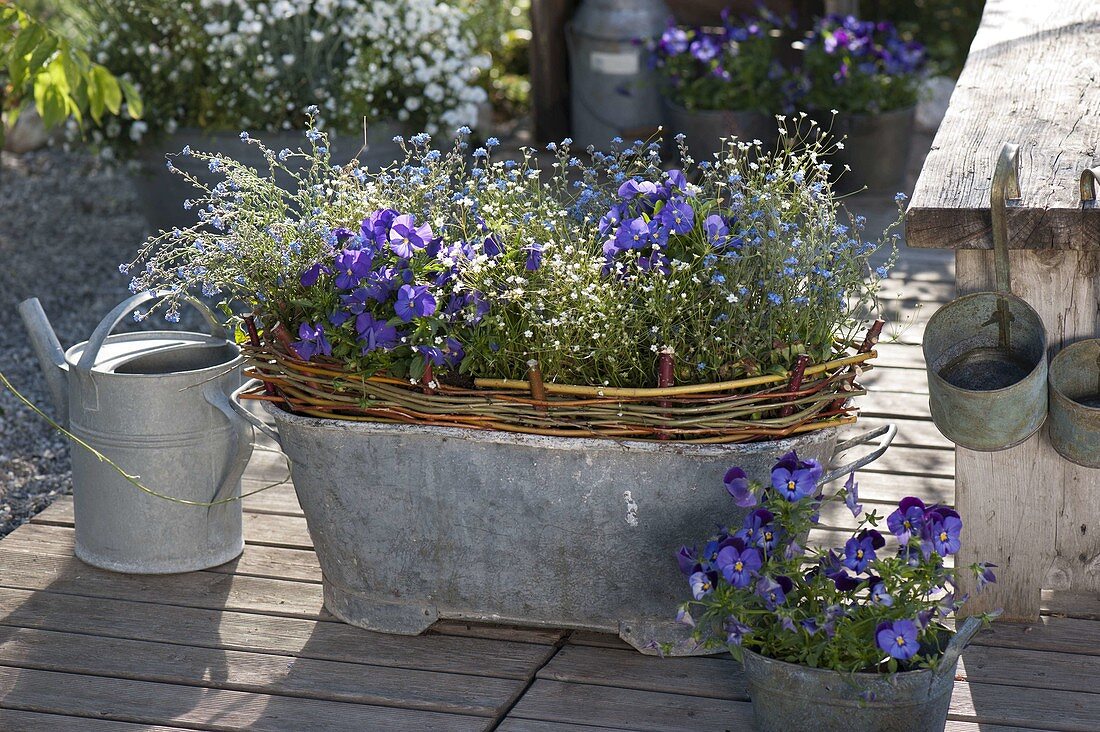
[675,453,997,731]
[796,15,926,193]
[122,112,901,649]
[652,12,785,159]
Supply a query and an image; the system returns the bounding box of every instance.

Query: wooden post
[906,1,1100,620]
[529,0,578,143]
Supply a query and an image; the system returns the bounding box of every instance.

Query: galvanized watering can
[18,291,253,573]
[924,143,1048,451]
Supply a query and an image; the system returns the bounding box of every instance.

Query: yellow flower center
[856,549,864,559]
[734,561,744,572]
[895,635,906,647]
[940,531,948,541]
[787,480,796,491]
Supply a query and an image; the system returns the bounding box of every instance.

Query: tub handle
[990,143,1020,295]
[934,616,983,680]
[229,379,283,448]
[819,423,897,485]
[204,381,256,504]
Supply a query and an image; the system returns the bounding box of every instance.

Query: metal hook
[991,143,1020,294]
[1081,166,1100,205]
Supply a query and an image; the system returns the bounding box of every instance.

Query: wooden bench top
[906,0,1100,249]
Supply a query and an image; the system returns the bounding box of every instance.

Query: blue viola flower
[676,545,699,576]
[355,312,399,353]
[725,617,751,646]
[388,214,434,258]
[876,619,919,661]
[828,568,860,592]
[887,496,926,544]
[658,198,695,235]
[525,243,544,271]
[665,169,689,193]
[770,451,822,501]
[333,249,373,290]
[689,570,717,600]
[292,322,331,361]
[922,509,962,556]
[703,214,730,248]
[844,473,862,517]
[735,509,773,546]
[869,577,894,606]
[598,204,625,237]
[843,529,885,573]
[755,576,792,610]
[723,466,756,508]
[716,541,761,588]
[617,179,659,200]
[483,233,502,257]
[394,284,437,322]
[615,216,652,251]
[300,262,330,287]
[362,208,398,247]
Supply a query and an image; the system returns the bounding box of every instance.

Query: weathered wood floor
[2,230,1099,730]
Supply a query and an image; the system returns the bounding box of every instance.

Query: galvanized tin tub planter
[138,122,406,233]
[237,396,892,653]
[813,106,915,194]
[19,292,254,574]
[743,617,981,732]
[662,99,778,161]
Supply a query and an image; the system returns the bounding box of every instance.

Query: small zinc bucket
[742,617,982,732]
[924,143,1048,451]
[1048,339,1100,468]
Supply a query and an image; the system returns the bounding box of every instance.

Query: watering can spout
[17,297,69,426]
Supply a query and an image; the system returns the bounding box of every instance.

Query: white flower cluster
[87,0,488,147]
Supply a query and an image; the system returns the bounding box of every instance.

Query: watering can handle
[203,381,256,504]
[1081,166,1100,204]
[77,290,226,370]
[991,143,1021,294]
[229,379,283,448]
[819,423,897,485]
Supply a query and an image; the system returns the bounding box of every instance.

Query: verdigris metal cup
[923,143,1049,451]
[1049,339,1100,468]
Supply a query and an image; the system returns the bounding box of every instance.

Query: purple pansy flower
[922,510,962,557]
[525,243,544,271]
[598,204,626,237]
[659,198,695,235]
[363,208,398,247]
[615,216,652,251]
[355,312,400,353]
[716,540,761,588]
[725,617,751,646]
[689,570,717,600]
[617,179,659,200]
[756,576,792,610]
[843,529,885,573]
[735,508,773,546]
[292,322,331,361]
[844,473,862,517]
[394,284,437,322]
[770,451,822,501]
[676,607,695,628]
[704,214,729,247]
[676,545,699,576]
[665,169,689,193]
[300,262,330,287]
[876,619,920,661]
[388,214,433,258]
[887,496,926,544]
[976,562,998,590]
[334,249,373,290]
[868,577,894,606]
[723,466,756,507]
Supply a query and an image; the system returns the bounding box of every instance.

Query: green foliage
[0,2,140,145]
[862,0,986,77]
[458,0,531,119]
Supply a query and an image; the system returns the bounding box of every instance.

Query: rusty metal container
[1048,339,1100,468]
[923,143,1048,451]
[743,617,982,732]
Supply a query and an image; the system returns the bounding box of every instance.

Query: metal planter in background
[234,393,893,656]
[567,0,670,150]
[662,99,778,161]
[826,106,915,194]
[924,143,1048,451]
[1049,339,1100,468]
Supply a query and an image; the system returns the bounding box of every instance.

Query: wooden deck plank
[507,679,755,732]
[973,617,1100,657]
[0,709,195,731]
[497,721,637,732]
[0,666,490,732]
[0,586,551,679]
[0,626,520,717]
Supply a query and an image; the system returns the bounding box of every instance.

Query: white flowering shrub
[84,0,488,150]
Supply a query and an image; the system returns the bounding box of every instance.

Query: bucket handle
[1081,165,1100,205]
[203,381,257,505]
[991,143,1021,294]
[77,290,226,371]
[819,423,897,485]
[229,379,283,448]
[934,615,983,680]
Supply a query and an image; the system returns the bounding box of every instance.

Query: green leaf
[118,78,143,119]
[33,57,74,129]
[89,65,122,123]
[8,24,46,89]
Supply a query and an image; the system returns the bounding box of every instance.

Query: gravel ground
[0,149,151,537]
